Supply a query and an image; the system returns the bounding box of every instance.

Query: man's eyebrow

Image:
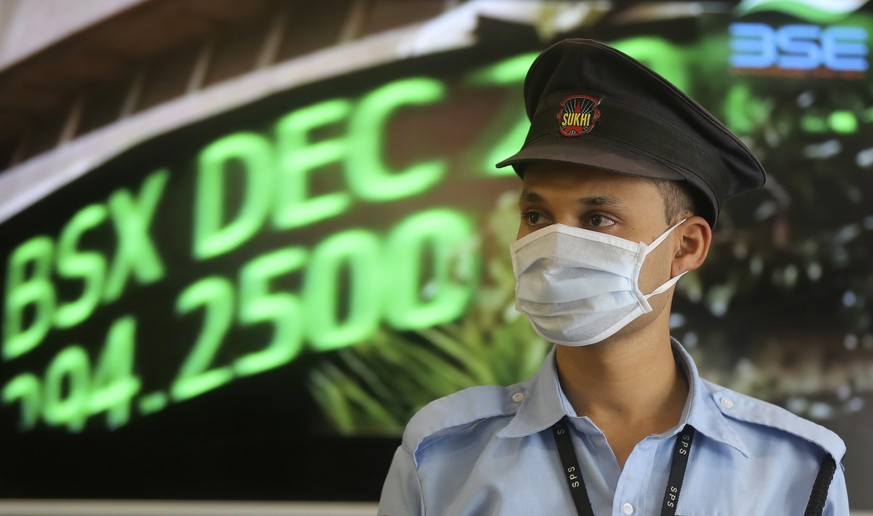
[518,189,544,205]
[518,189,629,208]
[579,195,628,208]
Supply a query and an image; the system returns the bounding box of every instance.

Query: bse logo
[730,23,869,72]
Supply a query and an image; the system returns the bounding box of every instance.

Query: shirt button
[622,502,634,515]
[720,396,734,409]
[511,392,525,403]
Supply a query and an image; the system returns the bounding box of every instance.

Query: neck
[555,332,688,431]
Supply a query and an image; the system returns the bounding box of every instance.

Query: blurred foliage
[308,192,548,436]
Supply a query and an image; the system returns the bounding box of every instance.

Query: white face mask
[510,220,687,346]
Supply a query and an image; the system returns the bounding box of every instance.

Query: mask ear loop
[642,218,688,299]
[644,271,687,299]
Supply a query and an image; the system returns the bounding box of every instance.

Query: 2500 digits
[171,208,478,402]
[2,208,478,431]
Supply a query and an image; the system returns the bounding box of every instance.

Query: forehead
[520,162,663,205]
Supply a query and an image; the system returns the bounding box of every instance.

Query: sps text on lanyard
[551,418,694,516]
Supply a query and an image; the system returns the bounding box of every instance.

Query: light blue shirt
[378,340,849,515]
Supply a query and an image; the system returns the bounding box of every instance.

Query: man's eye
[525,212,542,225]
[588,214,615,227]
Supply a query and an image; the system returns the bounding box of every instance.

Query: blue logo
[730,23,868,71]
[730,0,870,75]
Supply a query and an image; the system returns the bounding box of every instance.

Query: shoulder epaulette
[703,380,846,461]
[401,384,521,467]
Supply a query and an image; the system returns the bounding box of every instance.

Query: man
[378,39,849,515]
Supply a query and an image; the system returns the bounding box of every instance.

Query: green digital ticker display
[1,66,534,434]
[0,41,543,499]
[2,4,873,503]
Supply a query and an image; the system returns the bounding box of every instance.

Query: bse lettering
[730,22,869,72]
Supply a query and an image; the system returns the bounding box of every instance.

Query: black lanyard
[551,418,695,516]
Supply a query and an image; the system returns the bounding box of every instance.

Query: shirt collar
[672,339,749,457]
[496,346,566,438]
[497,339,750,457]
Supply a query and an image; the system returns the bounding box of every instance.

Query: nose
[552,213,581,229]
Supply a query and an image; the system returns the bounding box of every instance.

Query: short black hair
[653,179,696,225]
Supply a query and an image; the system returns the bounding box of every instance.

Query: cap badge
[557,95,601,137]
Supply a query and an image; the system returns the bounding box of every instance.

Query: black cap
[496,39,766,227]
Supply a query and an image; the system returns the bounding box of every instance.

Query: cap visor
[496,138,685,181]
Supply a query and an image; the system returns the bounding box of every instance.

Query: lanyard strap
[804,453,837,516]
[661,424,694,515]
[552,419,596,516]
[552,418,696,516]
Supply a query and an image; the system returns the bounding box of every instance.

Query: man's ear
[672,216,711,277]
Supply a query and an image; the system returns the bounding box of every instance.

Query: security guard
[378,39,849,515]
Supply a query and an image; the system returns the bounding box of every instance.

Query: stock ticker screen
[2,1,872,506]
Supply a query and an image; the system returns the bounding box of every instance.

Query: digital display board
[0,40,542,499]
[2,0,872,508]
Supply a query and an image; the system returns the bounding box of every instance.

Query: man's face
[516,161,677,304]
